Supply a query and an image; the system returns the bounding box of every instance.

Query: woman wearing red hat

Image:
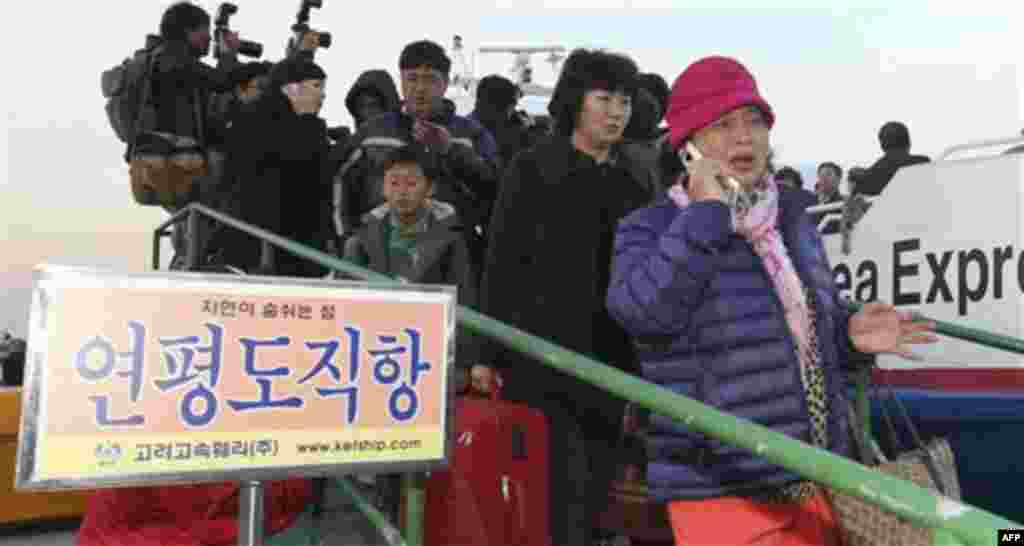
[605,56,937,545]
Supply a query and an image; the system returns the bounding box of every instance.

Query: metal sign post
[239,481,265,546]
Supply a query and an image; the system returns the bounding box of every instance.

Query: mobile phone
[684,142,742,193]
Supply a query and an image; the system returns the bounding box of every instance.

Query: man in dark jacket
[221,58,333,277]
[854,121,930,196]
[334,40,499,269]
[344,69,401,128]
[477,49,656,546]
[151,2,241,270]
[810,161,844,234]
[151,2,240,152]
[470,74,535,165]
[622,72,671,195]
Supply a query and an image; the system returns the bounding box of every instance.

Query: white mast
[447,35,566,115]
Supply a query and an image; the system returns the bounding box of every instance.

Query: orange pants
[667,490,843,546]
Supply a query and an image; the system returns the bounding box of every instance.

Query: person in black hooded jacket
[344,69,402,128]
[477,48,656,546]
[220,58,333,277]
[470,74,535,166]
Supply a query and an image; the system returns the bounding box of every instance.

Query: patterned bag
[129,131,208,209]
[829,387,961,546]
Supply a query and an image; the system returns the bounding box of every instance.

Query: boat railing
[152,203,1024,546]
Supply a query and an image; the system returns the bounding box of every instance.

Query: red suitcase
[424,387,551,546]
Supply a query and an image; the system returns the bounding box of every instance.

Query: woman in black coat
[477,49,658,546]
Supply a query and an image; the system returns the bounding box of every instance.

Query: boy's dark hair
[878,121,911,152]
[548,48,639,137]
[817,161,843,179]
[382,144,439,181]
[159,2,211,42]
[399,40,451,78]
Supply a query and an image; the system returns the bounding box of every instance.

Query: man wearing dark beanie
[470,74,533,166]
[218,57,333,277]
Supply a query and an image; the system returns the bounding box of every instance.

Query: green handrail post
[402,473,426,546]
[334,478,406,546]
[933,529,968,546]
[153,204,1024,546]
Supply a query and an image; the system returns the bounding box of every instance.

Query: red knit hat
[666,56,775,150]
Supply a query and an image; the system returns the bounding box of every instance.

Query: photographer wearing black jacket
[220,58,333,278]
[151,2,243,269]
[152,2,242,151]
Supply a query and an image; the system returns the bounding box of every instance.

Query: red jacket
[77,479,311,546]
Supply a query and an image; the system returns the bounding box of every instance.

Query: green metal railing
[155,203,1024,546]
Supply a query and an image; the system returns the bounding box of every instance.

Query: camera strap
[128,44,164,159]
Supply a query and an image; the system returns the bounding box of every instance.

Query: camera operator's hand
[413,120,452,154]
[220,31,241,53]
[683,156,727,203]
[299,31,320,52]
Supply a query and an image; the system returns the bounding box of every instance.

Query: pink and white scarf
[668,176,820,385]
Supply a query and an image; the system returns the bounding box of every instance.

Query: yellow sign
[16,266,454,490]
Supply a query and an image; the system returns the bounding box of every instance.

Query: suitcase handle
[513,478,529,533]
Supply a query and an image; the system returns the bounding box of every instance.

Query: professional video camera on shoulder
[287,0,331,57]
[214,2,263,59]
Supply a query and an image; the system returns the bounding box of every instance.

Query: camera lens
[318,32,332,49]
[238,40,264,58]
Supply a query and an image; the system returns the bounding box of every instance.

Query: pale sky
[3,1,1023,336]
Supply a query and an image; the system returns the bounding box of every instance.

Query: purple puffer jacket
[606,188,858,502]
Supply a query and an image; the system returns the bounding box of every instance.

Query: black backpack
[101,37,164,150]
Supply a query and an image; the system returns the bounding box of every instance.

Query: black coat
[470,108,535,167]
[222,90,332,277]
[478,136,657,419]
[150,39,237,148]
[344,70,401,127]
[856,150,930,196]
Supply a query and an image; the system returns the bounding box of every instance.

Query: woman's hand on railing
[848,302,938,361]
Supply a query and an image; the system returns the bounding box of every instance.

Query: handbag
[828,374,961,546]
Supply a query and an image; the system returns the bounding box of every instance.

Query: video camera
[287,0,332,56]
[214,3,264,59]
